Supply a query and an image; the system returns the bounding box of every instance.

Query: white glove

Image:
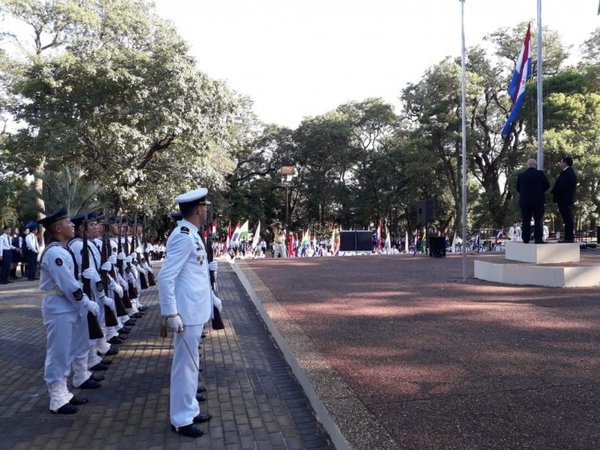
[117,251,126,260]
[127,272,136,284]
[82,296,99,316]
[103,295,115,310]
[125,255,133,264]
[100,261,112,271]
[109,280,124,297]
[142,261,153,273]
[166,315,184,333]
[213,295,223,312]
[82,268,101,284]
[208,261,218,272]
[137,265,147,274]
[108,254,117,265]
[135,246,143,253]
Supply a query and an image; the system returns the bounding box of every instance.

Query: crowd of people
[33,209,159,416]
[0,192,222,438]
[0,223,40,283]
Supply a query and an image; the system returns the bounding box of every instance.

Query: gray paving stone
[0,265,332,449]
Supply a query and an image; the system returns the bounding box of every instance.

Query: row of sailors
[38,207,154,414]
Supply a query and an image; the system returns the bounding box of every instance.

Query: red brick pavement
[237,252,600,450]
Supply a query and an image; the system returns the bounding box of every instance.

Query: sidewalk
[0,264,333,450]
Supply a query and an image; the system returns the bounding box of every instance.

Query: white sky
[155,0,598,128]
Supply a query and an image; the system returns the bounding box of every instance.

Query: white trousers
[42,305,88,385]
[42,302,89,408]
[170,324,203,428]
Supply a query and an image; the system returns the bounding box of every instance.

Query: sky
[154,0,599,129]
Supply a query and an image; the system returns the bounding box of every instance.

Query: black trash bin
[428,236,446,258]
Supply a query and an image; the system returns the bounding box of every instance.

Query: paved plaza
[237,252,600,450]
[2,252,600,449]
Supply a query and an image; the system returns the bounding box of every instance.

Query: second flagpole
[537,0,544,170]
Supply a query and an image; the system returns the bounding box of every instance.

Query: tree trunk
[35,156,46,246]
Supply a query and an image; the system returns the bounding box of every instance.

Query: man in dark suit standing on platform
[551,156,577,243]
[516,159,550,244]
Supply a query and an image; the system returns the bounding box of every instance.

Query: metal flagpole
[460,0,468,281]
[537,0,544,169]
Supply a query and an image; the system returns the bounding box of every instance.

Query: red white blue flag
[501,23,532,137]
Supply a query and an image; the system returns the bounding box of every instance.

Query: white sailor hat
[175,187,210,205]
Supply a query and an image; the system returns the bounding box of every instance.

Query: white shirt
[1,233,15,251]
[26,233,39,253]
[39,242,86,314]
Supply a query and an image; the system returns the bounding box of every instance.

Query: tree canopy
[0,3,598,242]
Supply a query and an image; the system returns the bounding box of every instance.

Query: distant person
[0,226,15,284]
[508,221,522,242]
[516,159,550,244]
[551,156,577,243]
[25,222,40,280]
[542,223,550,242]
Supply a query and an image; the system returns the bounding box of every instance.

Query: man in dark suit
[551,156,577,242]
[516,159,550,244]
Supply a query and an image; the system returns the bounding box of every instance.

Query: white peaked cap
[175,187,210,204]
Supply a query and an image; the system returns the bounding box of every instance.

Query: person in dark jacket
[551,156,577,242]
[516,159,550,243]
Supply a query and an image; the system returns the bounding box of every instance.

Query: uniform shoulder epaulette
[180,226,190,235]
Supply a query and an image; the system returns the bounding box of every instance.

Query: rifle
[82,212,104,339]
[205,208,224,330]
[116,216,133,309]
[122,217,139,300]
[142,216,156,286]
[133,215,148,290]
[101,219,125,321]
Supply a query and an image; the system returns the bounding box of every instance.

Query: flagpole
[460,0,468,281]
[536,0,543,169]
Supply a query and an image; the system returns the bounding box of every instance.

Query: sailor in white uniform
[158,187,221,438]
[38,208,101,414]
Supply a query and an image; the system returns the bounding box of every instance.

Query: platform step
[505,241,580,264]
[474,258,600,288]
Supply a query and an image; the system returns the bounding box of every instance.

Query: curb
[232,261,398,450]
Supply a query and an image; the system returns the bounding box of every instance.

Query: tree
[292,112,353,227]
[1,0,242,220]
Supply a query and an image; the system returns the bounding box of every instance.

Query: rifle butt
[87,311,104,339]
[104,304,119,327]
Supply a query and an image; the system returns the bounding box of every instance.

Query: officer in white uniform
[158,187,222,438]
[38,208,101,414]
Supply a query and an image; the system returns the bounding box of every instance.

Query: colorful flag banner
[384,225,391,250]
[230,220,241,244]
[239,220,249,240]
[251,221,261,249]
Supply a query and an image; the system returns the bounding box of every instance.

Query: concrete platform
[505,241,580,264]
[474,257,600,287]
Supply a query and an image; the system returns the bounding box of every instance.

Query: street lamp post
[284,183,289,228]
[279,166,296,230]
